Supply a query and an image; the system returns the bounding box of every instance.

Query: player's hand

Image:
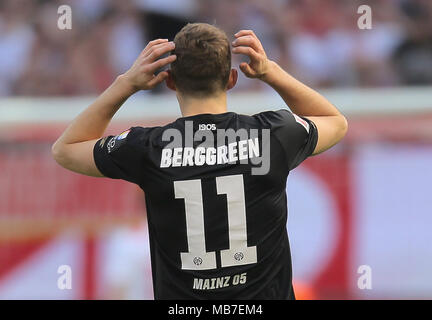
[232,30,271,79]
[122,39,177,91]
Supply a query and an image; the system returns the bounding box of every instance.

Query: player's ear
[165,70,176,91]
[226,68,238,91]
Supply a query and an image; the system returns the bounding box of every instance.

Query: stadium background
[1,0,432,299]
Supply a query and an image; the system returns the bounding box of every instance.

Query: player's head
[166,23,237,97]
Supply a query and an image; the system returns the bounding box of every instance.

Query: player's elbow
[328,114,349,148]
[332,115,348,147]
[51,141,69,167]
[338,115,348,139]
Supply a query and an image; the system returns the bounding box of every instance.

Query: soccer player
[52,23,347,299]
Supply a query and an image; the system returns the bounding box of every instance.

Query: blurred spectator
[1,0,432,97]
[107,1,147,75]
[0,0,35,95]
[353,0,403,86]
[393,0,432,85]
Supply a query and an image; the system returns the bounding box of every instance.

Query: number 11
[174,174,257,270]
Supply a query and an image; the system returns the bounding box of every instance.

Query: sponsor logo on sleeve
[99,137,107,148]
[117,129,130,140]
[107,137,116,153]
[106,129,130,153]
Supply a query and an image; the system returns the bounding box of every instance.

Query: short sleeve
[255,109,318,170]
[93,127,148,184]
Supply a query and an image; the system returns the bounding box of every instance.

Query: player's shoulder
[125,119,192,147]
[113,125,165,150]
[249,109,295,129]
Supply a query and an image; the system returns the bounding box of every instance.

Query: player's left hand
[122,39,177,91]
[232,30,270,79]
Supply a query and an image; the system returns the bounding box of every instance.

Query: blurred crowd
[1,0,432,96]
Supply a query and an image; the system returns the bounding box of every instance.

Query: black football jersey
[93,109,318,300]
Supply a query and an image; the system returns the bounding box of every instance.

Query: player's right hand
[232,30,271,80]
[122,39,177,91]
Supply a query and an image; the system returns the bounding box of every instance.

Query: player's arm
[232,30,348,155]
[52,39,176,176]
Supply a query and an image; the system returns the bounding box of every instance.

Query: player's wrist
[116,74,139,96]
[259,60,279,84]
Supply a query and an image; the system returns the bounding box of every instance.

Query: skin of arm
[232,30,348,155]
[52,39,176,176]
